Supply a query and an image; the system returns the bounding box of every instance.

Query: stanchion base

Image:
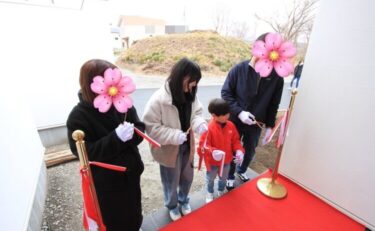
[257,177,287,199]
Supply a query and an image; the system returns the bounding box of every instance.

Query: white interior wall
[279,0,375,229]
[0,1,114,229]
[0,53,46,230]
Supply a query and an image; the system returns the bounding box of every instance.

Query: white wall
[0,2,113,128]
[0,1,114,229]
[280,0,375,229]
[112,34,123,49]
[0,49,46,230]
[155,25,166,35]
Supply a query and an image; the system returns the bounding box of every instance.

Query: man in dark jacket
[221,36,284,189]
[290,60,304,88]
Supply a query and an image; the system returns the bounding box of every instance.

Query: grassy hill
[116,31,251,76]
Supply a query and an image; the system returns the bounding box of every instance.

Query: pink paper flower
[90,68,135,113]
[252,33,296,77]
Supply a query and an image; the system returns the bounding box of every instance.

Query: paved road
[133,83,291,119]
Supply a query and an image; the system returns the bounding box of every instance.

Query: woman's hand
[115,122,134,142]
[178,131,188,144]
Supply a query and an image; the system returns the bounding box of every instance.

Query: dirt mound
[117,31,251,76]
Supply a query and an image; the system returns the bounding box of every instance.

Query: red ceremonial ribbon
[134,127,161,148]
[90,161,127,172]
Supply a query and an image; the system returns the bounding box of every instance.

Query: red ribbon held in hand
[134,127,161,148]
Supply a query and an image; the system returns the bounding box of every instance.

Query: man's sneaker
[217,190,225,197]
[205,192,214,203]
[226,179,235,191]
[237,172,250,182]
[169,207,181,221]
[181,203,192,215]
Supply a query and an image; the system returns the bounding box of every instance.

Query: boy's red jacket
[197,119,244,170]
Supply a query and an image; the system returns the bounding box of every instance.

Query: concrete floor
[141,168,259,231]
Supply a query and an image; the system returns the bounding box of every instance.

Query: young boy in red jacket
[198,98,245,203]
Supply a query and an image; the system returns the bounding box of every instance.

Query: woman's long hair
[79,59,116,102]
[167,57,202,103]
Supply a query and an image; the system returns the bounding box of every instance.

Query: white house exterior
[118,15,166,48]
[110,26,122,50]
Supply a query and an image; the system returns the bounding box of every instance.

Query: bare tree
[212,7,231,35]
[231,21,251,40]
[255,0,318,43]
[212,8,252,39]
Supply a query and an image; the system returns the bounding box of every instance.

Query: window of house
[145,25,155,34]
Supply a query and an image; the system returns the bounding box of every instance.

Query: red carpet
[161,170,365,231]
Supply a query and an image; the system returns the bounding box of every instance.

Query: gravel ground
[41,160,82,231]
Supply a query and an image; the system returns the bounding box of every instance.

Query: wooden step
[44,149,77,167]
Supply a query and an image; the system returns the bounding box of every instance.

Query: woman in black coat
[67,59,144,231]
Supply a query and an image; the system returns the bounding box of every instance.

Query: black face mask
[184,85,197,102]
[184,91,195,102]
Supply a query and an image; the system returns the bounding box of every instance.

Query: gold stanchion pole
[72,130,105,230]
[257,89,298,199]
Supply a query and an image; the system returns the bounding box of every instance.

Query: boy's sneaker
[226,179,235,191]
[205,192,214,203]
[217,190,225,197]
[237,172,250,182]
[169,207,181,221]
[181,203,192,215]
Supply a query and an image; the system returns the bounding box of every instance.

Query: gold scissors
[254,120,265,129]
[185,126,191,134]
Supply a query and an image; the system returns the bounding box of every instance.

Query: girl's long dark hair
[167,58,202,103]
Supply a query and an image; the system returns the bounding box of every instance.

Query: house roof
[118,15,166,26]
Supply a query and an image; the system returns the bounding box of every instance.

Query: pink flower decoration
[90,68,136,113]
[252,33,296,77]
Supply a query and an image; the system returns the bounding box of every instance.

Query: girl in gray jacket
[143,58,208,221]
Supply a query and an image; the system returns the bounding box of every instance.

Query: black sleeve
[67,114,126,162]
[221,65,243,116]
[125,106,145,146]
[265,78,284,128]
